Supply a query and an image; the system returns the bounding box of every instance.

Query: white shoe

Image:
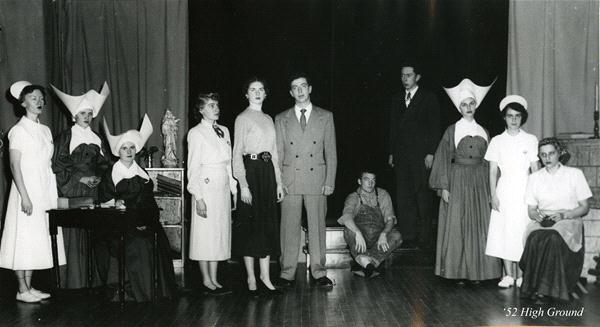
[16,291,41,303]
[516,277,523,288]
[29,288,51,300]
[497,275,515,288]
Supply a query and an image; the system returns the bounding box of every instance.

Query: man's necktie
[405,92,411,106]
[300,109,307,132]
[213,125,224,138]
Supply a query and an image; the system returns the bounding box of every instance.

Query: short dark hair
[194,92,219,122]
[243,76,269,96]
[400,62,421,75]
[358,168,377,180]
[501,102,529,126]
[288,73,311,89]
[538,137,570,164]
[18,85,46,104]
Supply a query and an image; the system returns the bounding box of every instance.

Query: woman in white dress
[187,93,237,295]
[484,95,539,288]
[0,81,66,303]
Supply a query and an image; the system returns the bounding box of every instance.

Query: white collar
[70,124,102,154]
[111,160,149,186]
[294,103,313,121]
[454,118,487,147]
[294,102,313,112]
[405,86,419,98]
[200,119,216,128]
[20,116,41,127]
[542,163,563,176]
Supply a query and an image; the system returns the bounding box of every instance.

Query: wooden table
[47,208,158,304]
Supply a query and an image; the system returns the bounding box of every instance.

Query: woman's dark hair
[538,137,570,164]
[18,85,46,104]
[243,77,269,96]
[501,102,529,126]
[15,85,45,116]
[193,92,219,122]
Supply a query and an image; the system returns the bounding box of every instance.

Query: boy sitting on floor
[338,169,403,277]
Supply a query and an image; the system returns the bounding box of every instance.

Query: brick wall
[562,138,600,282]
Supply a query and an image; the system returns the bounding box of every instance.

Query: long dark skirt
[233,158,280,258]
[519,230,584,301]
[94,225,177,302]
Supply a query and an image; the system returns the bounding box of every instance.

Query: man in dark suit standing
[275,74,337,287]
[388,64,441,249]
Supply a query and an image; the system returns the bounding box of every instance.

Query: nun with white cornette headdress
[51,83,111,289]
[429,78,502,283]
[96,114,176,302]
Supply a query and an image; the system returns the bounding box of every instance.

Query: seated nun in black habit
[51,82,110,289]
[97,114,176,302]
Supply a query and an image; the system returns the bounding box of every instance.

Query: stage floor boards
[1,251,599,327]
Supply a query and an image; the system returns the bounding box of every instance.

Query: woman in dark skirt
[521,137,591,302]
[51,83,110,289]
[97,114,176,302]
[232,77,284,295]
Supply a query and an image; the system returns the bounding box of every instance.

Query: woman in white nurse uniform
[484,95,539,288]
[0,81,66,303]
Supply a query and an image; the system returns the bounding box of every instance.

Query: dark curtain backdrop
[189,0,509,223]
[0,0,53,225]
[1,0,187,243]
[49,0,188,166]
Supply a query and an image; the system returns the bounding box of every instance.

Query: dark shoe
[258,280,283,296]
[363,264,376,278]
[201,285,230,296]
[247,288,259,297]
[274,278,295,288]
[210,286,233,296]
[314,276,334,287]
[456,280,466,287]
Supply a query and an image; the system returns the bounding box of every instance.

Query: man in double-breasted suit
[388,64,441,249]
[275,74,337,287]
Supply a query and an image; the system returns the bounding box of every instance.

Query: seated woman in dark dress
[97,114,176,302]
[51,83,110,289]
[521,137,591,303]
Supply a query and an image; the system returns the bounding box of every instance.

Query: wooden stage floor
[1,251,599,327]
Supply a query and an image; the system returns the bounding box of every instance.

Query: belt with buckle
[245,151,272,162]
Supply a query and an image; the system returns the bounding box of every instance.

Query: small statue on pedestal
[161,110,180,167]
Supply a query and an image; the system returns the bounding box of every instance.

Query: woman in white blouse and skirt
[232,77,284,295]
[187,93,237,295]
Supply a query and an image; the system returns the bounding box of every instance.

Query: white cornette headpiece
[103,114,153,157]
[499,95,528,112]
[10,81,33,100]
[443,78,494,112]
[51,82,110,118]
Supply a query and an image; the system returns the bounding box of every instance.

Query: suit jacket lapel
[306,107,324,134]
[407,88,424,110]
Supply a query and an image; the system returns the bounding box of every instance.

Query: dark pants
[394,155,434,244]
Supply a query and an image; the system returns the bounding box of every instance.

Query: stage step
[303,226,411,269]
